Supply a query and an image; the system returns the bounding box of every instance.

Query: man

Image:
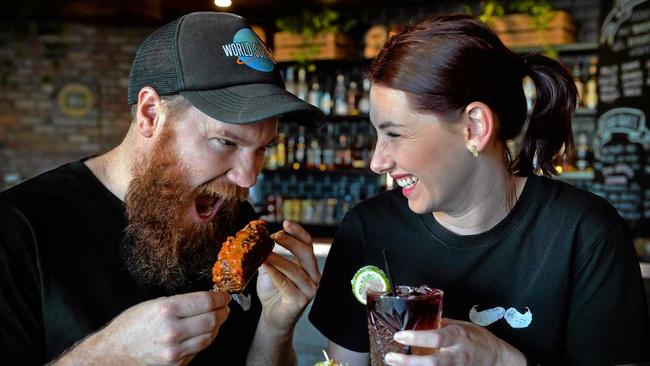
[0,12,324,365]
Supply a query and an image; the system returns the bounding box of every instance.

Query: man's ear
[135,87,162,139]
[462,102,494,155]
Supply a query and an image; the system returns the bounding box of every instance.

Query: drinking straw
[382,249,411,354]
[382,249,397,296]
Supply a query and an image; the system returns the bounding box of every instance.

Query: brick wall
[0,22,152,190]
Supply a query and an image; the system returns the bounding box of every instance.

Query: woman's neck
[433,157,527,236]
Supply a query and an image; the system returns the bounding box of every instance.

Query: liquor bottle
[320,90,332,115]
[296,67,308,101]
[572,63,585,108]
[351,135,368,168]
[286,135,295,167]
[307,76,321,108]
[336,133,352,168]
[358,77,371,115]
[310,138,322,169]
[322,125,336,170]
[347,80,360,116]
[285,66,296,96]
[333,73,348,116]
[294,126,306,170]
[306,137,317,169]
[276,132,286,169]
[320,76,333,115]
[584,57,598,110]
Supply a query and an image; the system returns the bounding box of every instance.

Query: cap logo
[221,28,275,72]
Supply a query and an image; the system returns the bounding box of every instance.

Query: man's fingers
[272,225,321,283]
[281,220,312,244]
[259,262,304,301]
[265,253,318,298]
[167,291,230,318]
[177,332,215,359]
[175,307,230,342]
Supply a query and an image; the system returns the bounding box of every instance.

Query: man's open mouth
[192,194,225,223]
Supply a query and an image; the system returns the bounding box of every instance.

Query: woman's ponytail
[513,53,577,177]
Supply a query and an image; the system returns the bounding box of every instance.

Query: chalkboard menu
[592,0,650,237]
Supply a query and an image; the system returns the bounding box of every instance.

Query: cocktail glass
[366,286,443,366]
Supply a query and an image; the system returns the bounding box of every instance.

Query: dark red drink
[366,286,443,366]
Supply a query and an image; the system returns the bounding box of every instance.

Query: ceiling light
[214,0,232,7]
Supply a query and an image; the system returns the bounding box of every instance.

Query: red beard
[122,124,249,292]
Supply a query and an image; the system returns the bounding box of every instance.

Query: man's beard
[122,125,249,293]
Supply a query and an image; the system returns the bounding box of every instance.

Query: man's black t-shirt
[0,160,261,364]
[309,175,649,365]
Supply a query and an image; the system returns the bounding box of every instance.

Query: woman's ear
[463,102,494,156]
[135,87,162,139]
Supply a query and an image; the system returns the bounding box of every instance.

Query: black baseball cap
[128,12,324,127]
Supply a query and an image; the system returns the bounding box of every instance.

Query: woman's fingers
[395,323,465,348]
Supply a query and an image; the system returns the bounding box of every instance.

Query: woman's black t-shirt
[309,175,649,365]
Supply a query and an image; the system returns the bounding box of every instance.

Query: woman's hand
[385,318,526,366]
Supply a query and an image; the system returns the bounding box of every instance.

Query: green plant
[275,9,357,64]
[276,9,356,40]
[465,0,505,23]
[468,0,558,58]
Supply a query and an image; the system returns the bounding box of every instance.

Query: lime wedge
[351,265,391,305]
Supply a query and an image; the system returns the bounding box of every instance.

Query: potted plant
[273,9,357,62]
[470,0,576,57]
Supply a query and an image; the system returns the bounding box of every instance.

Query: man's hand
[384,318,526,366]
[257,220,321,334]
[55,291,230,365]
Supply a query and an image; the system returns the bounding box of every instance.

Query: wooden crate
[273,32,358,62]
[491,10,576,48]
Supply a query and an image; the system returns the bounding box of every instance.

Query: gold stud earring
[471,145,479,158]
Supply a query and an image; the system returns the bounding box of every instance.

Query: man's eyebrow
[377,121,404,129]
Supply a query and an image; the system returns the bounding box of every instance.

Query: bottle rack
[251,114,385,238]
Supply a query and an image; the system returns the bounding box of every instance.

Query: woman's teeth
[396,176,419,189]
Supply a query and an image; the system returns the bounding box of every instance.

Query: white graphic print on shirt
[469,305,533,328]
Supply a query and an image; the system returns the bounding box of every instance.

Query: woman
[308,14,649,366]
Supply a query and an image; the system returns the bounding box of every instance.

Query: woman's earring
[471,145,479,158]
